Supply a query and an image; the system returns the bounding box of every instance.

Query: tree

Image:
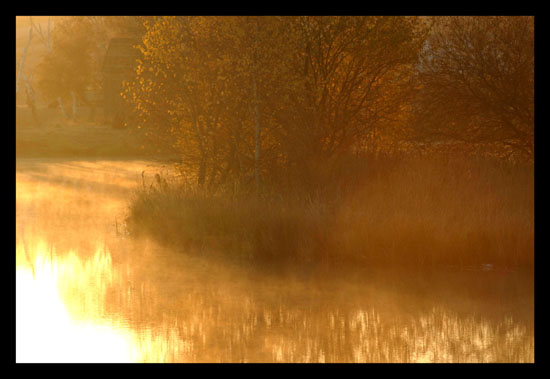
[125,17,289,189]
[262,16,428,182]
[125,17,229,186]
[35,16,145,119]
[411,16,534,160]
[124,16,429,189]
[35,18,96,118]
[16,16,56,125]
[16,22,33,96]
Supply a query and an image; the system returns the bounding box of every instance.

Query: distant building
[101,37,140,127]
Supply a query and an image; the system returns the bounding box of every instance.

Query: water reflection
[16,159,534,363]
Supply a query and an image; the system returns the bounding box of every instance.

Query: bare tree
[30,16,52,54]
[412,16,534,159]
[16,24,33,95]
[17,17,56,126]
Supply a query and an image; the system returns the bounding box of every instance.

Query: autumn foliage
[120,16,533,270]
[123,16,430,189]
[411,16,534,159]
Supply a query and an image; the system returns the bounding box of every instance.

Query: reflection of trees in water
[19,211,535,363]
[16,159,534,363]
[19,232,535,363]
[89,244,533,363]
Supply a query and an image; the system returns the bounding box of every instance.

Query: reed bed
[126,154,534,272]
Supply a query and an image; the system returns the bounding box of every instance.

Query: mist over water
[15,158,533,363]
[15,15,534,363]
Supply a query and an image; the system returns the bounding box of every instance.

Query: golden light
[16,246,134,363]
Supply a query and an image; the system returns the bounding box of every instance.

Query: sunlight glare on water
[15,239,187,363]
[16,251,134,363]
[15,159,534,363]
[16,159,181,363]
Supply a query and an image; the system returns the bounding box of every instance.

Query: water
[15,158,534,363]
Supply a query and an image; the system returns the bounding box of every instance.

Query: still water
[16,159,534,363]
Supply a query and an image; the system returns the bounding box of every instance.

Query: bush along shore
[125,154,534,274]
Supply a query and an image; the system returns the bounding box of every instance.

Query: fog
[15,159,534,362]
[16,16,534,363]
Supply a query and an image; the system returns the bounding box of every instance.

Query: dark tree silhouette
[411,16,534,160]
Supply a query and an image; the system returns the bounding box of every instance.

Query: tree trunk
[16,26,33,95]
[253,78,261,193]
[25,85,40,127]
[251,18,262,194]
[71,91,78,119]
[89,103,96,122]
[46,17,52,54]
[198,155,206,187]
[57,97,68,119]
[21,71,39,126]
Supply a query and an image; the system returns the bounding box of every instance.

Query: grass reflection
[16,159,534,363]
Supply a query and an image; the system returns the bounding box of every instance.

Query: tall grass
[126,154,534,271]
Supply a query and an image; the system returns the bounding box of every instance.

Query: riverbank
[16,157,533,362]
[16,122,151,159]
[126,155,534,274]
[16,106,164,159]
